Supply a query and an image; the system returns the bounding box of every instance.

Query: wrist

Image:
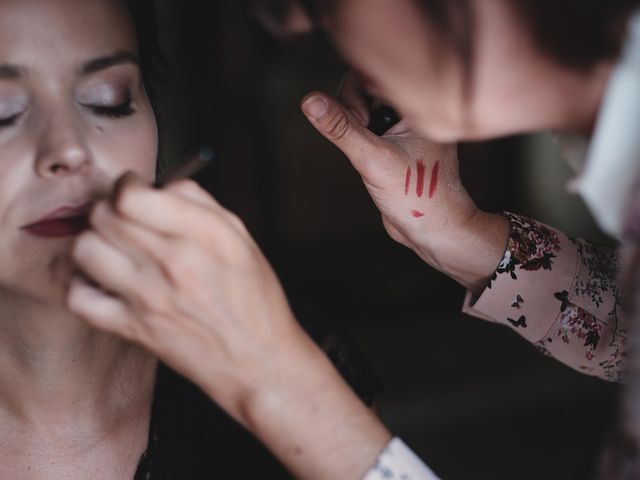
[239,333,392,479]
[239,331,336,429]
[412,210,510,294]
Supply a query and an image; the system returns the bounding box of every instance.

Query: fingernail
[303,96,328,120]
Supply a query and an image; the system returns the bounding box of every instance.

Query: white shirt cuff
[363,437,441,480]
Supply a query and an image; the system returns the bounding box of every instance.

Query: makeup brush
[155,146,216,187]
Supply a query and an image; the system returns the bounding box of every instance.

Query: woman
[296,0,639,476]
[295,0,632,383]
[0,0,380,478]
[252,0,629,379]
[66,0,640,478]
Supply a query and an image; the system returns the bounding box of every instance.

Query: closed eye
[0,111,23,129]
[82,89,136,119]
[88,99,135,119]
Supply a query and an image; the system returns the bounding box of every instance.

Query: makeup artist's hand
[67,173,307,413]
[301,73,509,293]
[67,174,391,479]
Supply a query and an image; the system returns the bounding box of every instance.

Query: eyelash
[89,96,135,119]
[0,94,135,129]
[0,113,21,128]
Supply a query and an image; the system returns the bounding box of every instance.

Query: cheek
[0,172,71,304]
[0,140,38,224]
[93,110,158,182]
[131,115,159,180]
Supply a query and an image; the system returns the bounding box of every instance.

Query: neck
[0,292,156,438]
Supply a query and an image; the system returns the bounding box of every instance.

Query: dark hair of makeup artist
[251,0,640,73]
[424,0,640,74]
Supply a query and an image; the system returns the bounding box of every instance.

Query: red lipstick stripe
[411,210,424,218]
[429,161,440,199]
[404,166,411,195]
[416,160,426,197]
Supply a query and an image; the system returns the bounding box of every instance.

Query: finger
[71,230,142,297]
[115,172,220,212]
[162,181,247,237]
[111,170,147,209]
[67,274,132,336]
[336,71,370,126]
[164,179,220,211]
[301,92,388,176]
[89,200,175,269]
[111,173,222,240]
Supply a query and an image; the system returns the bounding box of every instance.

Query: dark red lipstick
[21,204,91,238]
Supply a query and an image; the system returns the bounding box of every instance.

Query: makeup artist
[69,0,640,479]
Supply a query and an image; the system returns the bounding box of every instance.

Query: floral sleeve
[463,212,627,382]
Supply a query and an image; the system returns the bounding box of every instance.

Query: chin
[10,253,76,307]
[45,253,76,303]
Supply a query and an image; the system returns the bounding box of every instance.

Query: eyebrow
[81,50,139,75]
[0,50,139,81]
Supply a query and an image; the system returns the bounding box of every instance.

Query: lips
[21,204,92,238]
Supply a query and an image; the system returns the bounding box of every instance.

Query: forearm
[230,333,392,479]
[463,212,626,381]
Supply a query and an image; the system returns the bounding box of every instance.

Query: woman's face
[303,0,600,141]
[0,0,157,305]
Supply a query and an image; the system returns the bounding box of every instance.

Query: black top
[134,301,381,479]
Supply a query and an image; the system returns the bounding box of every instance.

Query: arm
[302,81,626,380]
[300,78,510,296]
[464,212,626,381]
[66,175,439,479]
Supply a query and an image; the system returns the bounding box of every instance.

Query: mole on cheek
[96,126,104,134]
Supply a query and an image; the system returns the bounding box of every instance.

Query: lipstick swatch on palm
[404,166,411,196]
[429,161,440,198]
[416,160,426,197]
[404,159,437,218]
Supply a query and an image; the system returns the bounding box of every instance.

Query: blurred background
[156,3,619,478]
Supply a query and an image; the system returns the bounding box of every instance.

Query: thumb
[301,92,386,172]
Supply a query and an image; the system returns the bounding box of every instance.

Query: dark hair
[419,0,640,72]
[125,0,169,172]
[513,0,640,71]
[251,0,640,71]
[125,0,168,115]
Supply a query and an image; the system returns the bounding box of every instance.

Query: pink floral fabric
[463,212,627,381]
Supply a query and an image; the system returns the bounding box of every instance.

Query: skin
[302,73,509,294]
[56,1,620,480]
[0,0,158,477]
[0,0,389,478]
[299,0,613,294]
[323,0,612,141]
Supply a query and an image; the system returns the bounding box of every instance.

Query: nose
[35,111,92,178]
